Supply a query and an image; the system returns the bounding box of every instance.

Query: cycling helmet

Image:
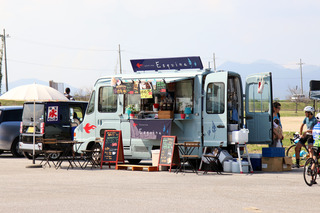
[316,113,320,122]
[304,106,315,113]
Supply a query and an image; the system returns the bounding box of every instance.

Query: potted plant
[184,104,192,119]
[178,102,185,119]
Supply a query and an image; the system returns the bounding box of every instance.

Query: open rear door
[203,72,228,147]
[245,72,273,144]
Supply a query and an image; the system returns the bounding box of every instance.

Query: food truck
[74,57,273,164]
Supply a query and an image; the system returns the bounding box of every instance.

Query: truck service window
[175,79,193,113]
[206,83,225,114]
[98,87,117,113]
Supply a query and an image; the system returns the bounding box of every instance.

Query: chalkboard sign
[156,81,166,93]
[158,136,180,172]
[113,83,140,94]
[100,130,125,168]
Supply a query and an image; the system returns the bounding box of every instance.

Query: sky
[1,0,320,96]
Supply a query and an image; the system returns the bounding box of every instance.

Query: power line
[11,36,118,52]
[8,58,112,71]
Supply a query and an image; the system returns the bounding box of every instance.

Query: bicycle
[303,147,320,186]
[286,132,309,165]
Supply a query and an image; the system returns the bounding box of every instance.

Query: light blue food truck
[74,56,273,164]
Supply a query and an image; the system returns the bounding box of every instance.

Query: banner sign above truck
[130,56,203,72]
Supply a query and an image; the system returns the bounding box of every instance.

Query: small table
[175,142,200,174]
[55,141,83,169]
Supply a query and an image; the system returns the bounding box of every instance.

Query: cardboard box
[282,156,292,171]
[158,110,174,119]
[262,157,283,172]
[262,147,285,157]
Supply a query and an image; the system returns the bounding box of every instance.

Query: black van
[19,101,87,159]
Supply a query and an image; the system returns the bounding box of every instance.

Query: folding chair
[180,142,200,174]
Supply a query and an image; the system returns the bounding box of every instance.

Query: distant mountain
[218,60,319,100]
[2,61,319,100]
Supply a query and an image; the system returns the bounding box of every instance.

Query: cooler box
[262,147,285,157]
[244,153,262,171]
[218,150,233,164]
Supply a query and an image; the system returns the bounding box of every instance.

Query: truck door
[96,86,121,138]
[80,90,97,142]
[203,72,228,147]
[245,72,273,144]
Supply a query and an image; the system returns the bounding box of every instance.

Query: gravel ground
[1,154,320,213]
[281,117,304,132]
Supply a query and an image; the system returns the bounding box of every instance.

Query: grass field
[0,100,24,106]
[247,131,294,153]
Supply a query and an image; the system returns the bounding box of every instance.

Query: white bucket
[232,129,249,144]
[151,150,160,166]
[241,161,249,173]
[232,160,249,173]
[223,160,233,172]
[232,161,240,173]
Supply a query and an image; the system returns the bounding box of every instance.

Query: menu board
[156,81,166,93]
[158,136,180,172]
[100,130,124,168]
[113,83,139,94]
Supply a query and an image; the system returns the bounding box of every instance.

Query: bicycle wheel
[303,158,317,186]
[286,145,297,164]
[286,144,309,166]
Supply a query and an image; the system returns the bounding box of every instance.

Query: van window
[3,109,23,122]
[206,82,225,114]
[98,87,117,113]
[23,104,45,122]
[248,82,270,112]
[86,91,95,114]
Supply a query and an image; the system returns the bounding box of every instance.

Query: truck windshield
[22,103,45,122]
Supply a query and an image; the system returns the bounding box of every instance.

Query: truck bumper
[19,142,43,153]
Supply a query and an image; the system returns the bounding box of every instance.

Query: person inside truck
[294,106,317,168]
[72,112,80,126]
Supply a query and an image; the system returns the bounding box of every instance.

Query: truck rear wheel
[23,152,39,160]
[11,138,24,157]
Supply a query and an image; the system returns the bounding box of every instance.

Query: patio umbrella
[0,83,69,167]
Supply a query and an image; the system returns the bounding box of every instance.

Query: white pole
[32,100,35,164]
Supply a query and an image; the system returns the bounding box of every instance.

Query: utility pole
[297,58,304,95]
[0,29,9,92]
[118,44,122,74]
[213,53,216,71]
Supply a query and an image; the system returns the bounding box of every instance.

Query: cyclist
[294,106,317,168]
[313,113,320,147]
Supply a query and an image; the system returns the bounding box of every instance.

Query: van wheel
[11,139,24,157]
[128,159,141,164]
[23,152,39,160]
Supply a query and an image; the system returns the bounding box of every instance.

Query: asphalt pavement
[1,153,319,213]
